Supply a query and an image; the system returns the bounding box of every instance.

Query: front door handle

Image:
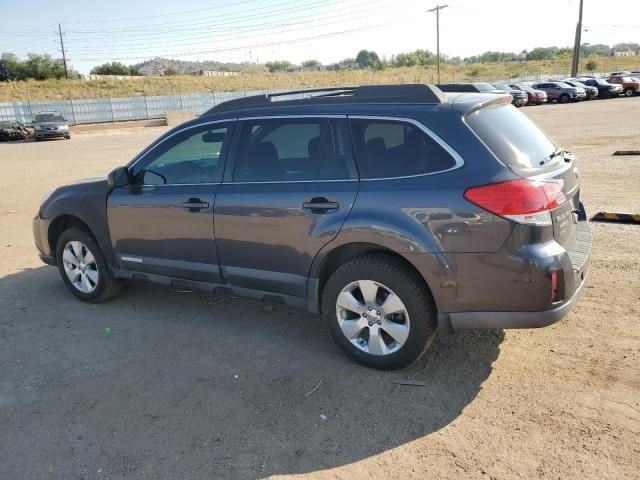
[182,198,209,211]
[303,198,339,212]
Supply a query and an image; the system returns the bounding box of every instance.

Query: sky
[0,0,638,74]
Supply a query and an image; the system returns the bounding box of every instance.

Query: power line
[64,0,393,44]
[64,0,419,54]
[69,15,424,61]
[66,0,336,34]
[63,0,272,25]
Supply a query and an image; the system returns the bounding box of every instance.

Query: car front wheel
[322,255,437,370]
[624,88,635,97]
[55,228,124,303]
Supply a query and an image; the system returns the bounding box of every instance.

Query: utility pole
[570,0,584,77]
[58,23,69,80]
[428,4,448,85]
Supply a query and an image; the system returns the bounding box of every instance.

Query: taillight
[464,179,567,226]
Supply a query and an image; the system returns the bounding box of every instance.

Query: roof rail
[204,84,445,115]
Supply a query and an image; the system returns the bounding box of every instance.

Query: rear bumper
[437,219,592,332]
[441,265,589,330]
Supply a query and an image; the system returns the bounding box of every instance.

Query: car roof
[202,84,447,116]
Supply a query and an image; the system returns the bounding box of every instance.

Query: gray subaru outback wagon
[33,85,592,370]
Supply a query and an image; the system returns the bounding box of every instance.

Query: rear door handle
[182,198,209,211]
[303,198,339,212]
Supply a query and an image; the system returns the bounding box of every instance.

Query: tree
[163,67,178,76]
[526,47,559,61]
[301,59,321,69]
[586,59,598,72]
[0,52,23,81]
[355,50,381,69]
[91,61,134,76]
[21,54,67,80]
[265,60,292,73]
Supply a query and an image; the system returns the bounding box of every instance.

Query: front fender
[39,179,116,267]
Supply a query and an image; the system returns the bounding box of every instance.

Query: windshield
[466,104,558,170]
[491,83,511,90]
[474,83,498,92]
[592,79,609,86]
[35,114,65,123]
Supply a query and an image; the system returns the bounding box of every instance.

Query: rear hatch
[464,102,585,255]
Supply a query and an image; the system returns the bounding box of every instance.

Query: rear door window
[350,118,457,179]
[233,118,353,182]
[466,104,558,170]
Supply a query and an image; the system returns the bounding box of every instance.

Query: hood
[70,176,106,185]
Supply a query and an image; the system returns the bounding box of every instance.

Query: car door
[214,116,359,298]
[107,120,235,282]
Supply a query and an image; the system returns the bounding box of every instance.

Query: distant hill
[132,57,257,76]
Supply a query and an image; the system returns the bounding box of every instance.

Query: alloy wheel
[335,280,410,356]
[62,241,99,293]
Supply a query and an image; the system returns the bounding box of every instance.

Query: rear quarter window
[466,104,557,170]
[350,118,457,179]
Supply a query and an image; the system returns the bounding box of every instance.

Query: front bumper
[33,214,55,265]
[35,129,69,138]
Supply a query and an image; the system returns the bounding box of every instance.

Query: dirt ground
[0,98,638,480]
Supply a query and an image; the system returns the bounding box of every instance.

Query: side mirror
[107,166,130,188]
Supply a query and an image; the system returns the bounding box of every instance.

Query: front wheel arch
[48,214,95,261]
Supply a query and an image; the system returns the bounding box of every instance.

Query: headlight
[60,125,69,131]
[34,125,43,130]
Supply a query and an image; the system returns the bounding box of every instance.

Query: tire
[55,228,124,303]
[559,94,570,104]
[624,88,634,97]
[322,254,437,370]
[65,134,71,139]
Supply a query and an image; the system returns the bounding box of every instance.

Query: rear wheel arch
[312,242,436,314]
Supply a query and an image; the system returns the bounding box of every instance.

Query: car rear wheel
[559,94,570,103]
[55,228,124,303]
[322,255,437,370]
[624,88,635,97]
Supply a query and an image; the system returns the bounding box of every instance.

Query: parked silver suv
[533,82,586,103]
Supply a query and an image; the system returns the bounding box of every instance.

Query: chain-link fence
[0,89,285,126]
[0,70,621,126]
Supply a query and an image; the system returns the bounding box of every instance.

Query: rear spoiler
[449,93,512,115]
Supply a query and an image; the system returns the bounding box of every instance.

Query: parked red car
[509,84,547,105]
[606,76,640,97]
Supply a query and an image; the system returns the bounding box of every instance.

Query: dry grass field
[1,56,639,102]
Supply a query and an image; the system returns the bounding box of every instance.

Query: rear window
[474,83,497,92]
[466,104,557,169]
